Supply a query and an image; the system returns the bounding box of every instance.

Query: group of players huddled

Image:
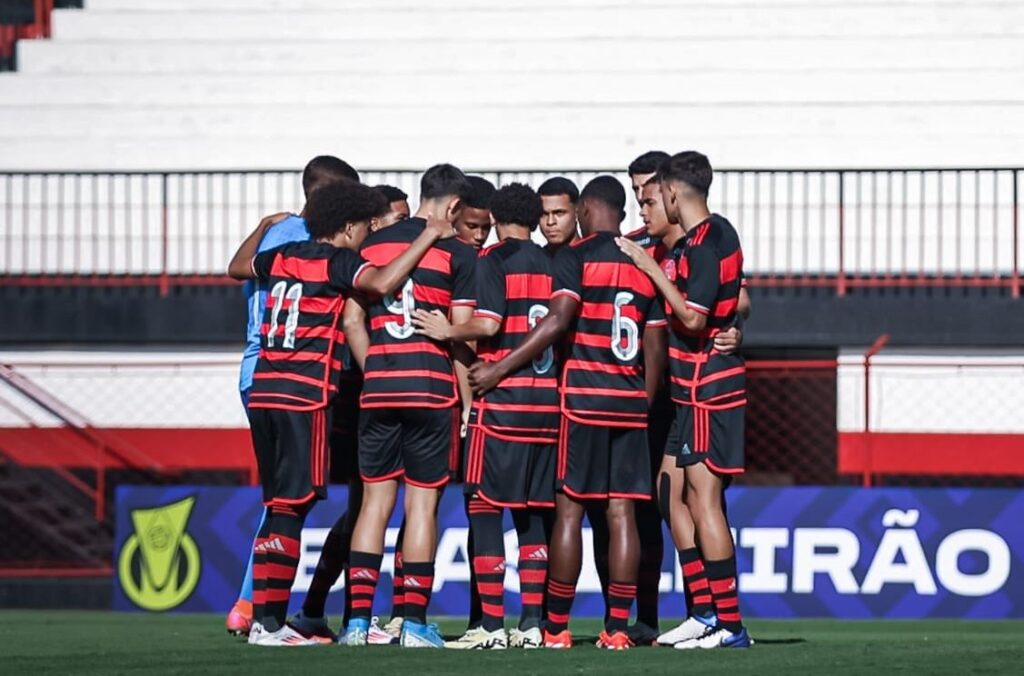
[225,150,752,650]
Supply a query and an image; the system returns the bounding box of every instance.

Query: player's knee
[605,498,634,528]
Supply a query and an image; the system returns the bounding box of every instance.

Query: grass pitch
[1,612,1022,675]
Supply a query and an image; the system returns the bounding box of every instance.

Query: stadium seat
[0,0,1022,169]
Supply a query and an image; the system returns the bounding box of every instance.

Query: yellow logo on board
[118,496,201,611]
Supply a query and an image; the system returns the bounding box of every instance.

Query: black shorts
[358,406,460,488]
[329,388,361,484]
[247,407,330,506]
[464,426,556,509]
[557,418,652,501]
[667,404,745,475]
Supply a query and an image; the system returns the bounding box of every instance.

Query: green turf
[1,612,1022,676]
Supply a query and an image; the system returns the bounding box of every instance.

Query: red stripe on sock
[477,581,505,596]
[482,602,504,616]
[609,607,630,619]
[265,588,291,603]
[710,578,737,594]
[682,560,705,576]
[405,591,429,605]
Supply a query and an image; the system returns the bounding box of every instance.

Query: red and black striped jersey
[247,241,372,411]
[623,225,667,261]
[664,214,746,409]
[553,231,667,428]
[358,217,477,409]
[469,238,559,443]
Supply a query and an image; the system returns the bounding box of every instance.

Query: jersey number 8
[528,304,554,375]
[611,291,639,362]
[267,281,303,349]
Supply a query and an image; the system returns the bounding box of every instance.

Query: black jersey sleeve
[451,242,478,308]
[684,243,721,315]
[328,247,373,293]
[250,246,283,282]
[473,252,506,323]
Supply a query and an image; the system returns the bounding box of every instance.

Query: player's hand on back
[412,309,452,341]
[714,326,743,355]
[425,216,456,240]
[468,360,503,397]
[260,211,292,228]
[615,237,660,277]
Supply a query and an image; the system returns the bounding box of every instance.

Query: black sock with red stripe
[469,498,506,632]
[513,508,549,631]
[391,549,405,619]
[262,505,306,632]
[348,551,383,622]
[252,517,272,626]
[402,561,435,624]
[301,511,349,619]
[705,556,743,632]
[679,548,714,618]
[606,581,636,633]
[545,577,576,634]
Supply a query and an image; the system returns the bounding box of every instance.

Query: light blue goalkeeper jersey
[238,214,309,393]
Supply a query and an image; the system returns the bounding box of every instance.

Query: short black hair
[464,175,497,210]
[658,151,713,197]
[420,163,472,201]
[537,176,579,204]
[301,155,360,197]
[305,181,388,240]
[580,175,626,222]
[374,184,408,203]
[489,183,543,231]
[628,151,670,177]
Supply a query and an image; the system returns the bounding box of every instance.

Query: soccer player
[226,155,360,637]
[453,175,496,249]
[412,183,557,650]
[226,180,455,646]
[373,185,411,229]
[537,176,579,252]
[632,164,748,647]
[340,164,477,649]
[469,176,666,650]
[618,150,672,645]
[616,151,752,649]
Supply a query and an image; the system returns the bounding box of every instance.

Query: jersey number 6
[611,291,639,362]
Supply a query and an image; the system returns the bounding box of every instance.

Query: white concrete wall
[837,350,1024,434]
[0,0,1022,171]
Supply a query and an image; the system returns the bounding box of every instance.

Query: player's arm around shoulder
[354,217,454,296]
[226,212,292,279]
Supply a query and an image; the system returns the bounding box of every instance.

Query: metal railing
[0,167,1020,297]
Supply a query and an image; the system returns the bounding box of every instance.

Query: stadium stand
[0,0,1022,169]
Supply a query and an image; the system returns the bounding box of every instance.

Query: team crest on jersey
[118,496,201,611]
[662,258,677,281]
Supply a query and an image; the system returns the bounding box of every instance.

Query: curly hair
[305,181,388,240]
[489,182,543,230]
